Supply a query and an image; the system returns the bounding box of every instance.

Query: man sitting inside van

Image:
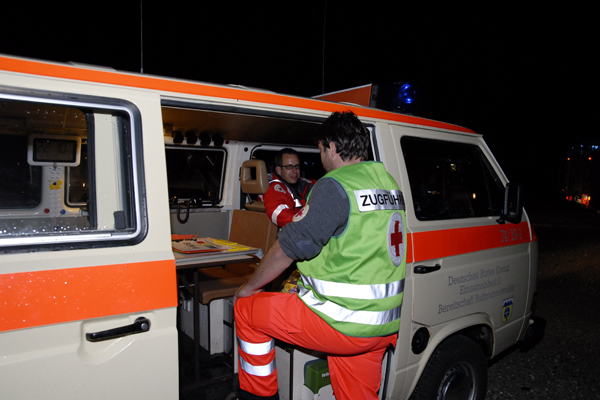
[264,148,313,228]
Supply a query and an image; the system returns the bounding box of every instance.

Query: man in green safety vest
[234,110,407,400]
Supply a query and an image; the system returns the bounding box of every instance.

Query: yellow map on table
[171,235,253,254]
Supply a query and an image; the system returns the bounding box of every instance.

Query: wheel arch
[403,313,494,398]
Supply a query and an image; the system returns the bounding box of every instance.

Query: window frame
[401,135,505,222]
[0,89,147,252]
[164,145,228,208]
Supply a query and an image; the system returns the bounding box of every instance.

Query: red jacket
[264,173,313,227]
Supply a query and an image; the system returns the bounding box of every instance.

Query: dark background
[2,1,598,207]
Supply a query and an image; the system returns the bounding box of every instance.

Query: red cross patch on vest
[387,211,405,266]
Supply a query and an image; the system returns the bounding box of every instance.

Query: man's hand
[232,240,293,305]
[233,283,263,305]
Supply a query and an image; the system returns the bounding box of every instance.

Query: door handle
[414,264,441,274]
[86,317,151,342]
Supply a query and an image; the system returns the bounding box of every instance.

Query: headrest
[241,159,269,195]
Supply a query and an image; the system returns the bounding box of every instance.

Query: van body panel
[0,260,176,332]
[0,308,178,399]
[1,58,178,399]
[0,55,475,133]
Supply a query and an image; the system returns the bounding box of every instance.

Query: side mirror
[498,182,522,224]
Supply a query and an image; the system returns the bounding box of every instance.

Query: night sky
[2,2,598,205]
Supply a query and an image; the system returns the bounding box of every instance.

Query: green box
[304,359,331,394]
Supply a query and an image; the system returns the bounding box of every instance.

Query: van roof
[0,54,475,135]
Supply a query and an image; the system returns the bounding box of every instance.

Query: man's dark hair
[316,111,370,161]
[274,148,299,167]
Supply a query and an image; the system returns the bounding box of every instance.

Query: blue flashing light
[398,83,416,105]
[371,82,420,115]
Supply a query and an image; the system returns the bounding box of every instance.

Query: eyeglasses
[281,164,301,170]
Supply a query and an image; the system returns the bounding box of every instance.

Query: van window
[165,146,227,207]
[401,137,504,221]
[0,133,42,208]
[0,96,144,250]
[66,143,89,207]
[252,148,324,182]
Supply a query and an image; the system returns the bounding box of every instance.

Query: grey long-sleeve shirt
[278,177,349,261]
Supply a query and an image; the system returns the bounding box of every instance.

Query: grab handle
[177,200,190,223]
[413,264,441,274]
[86,317,151,342]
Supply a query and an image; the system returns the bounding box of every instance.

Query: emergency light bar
[313,82,420,115]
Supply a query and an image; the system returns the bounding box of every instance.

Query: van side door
[0,91,178,399]
[396,130,532,353]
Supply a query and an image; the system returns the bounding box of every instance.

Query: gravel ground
[486,201,600,399]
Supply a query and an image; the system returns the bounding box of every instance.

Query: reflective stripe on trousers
[235,291,398,400]
[237,337,276,377]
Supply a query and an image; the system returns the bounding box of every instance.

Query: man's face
[319,142,334,173]
[277,153,300,184]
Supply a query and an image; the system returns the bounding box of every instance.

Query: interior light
[172,131,184,144]
[213,133,224,147]
[200,132,211,146]
[185,131,197,145]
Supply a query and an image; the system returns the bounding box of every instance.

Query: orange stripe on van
[406,233,414,264]
[0,56,475,134]
[411,222,531,262]
[0,260,177,333]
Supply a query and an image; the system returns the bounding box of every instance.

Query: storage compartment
[276,344,335,400]
[179,294,234,355]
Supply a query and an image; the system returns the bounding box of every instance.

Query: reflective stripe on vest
[301,274,404,300]
[237,337,275,356]
[297,286,402,325]
[239,357,276,377]
[271,204,289,225]
[297,162,406,337]
[354,189,405,212]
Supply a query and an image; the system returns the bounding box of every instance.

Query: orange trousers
[234,292,397,400]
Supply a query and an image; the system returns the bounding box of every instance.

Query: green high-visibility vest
[297,162,407,337]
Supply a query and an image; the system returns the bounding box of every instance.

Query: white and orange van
[0,54,543,400]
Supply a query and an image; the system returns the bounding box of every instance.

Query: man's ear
[329,142,338,158]
[275,166,282,175]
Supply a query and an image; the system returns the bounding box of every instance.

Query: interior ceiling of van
[161,107,322,147]
[0,101,87,136]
